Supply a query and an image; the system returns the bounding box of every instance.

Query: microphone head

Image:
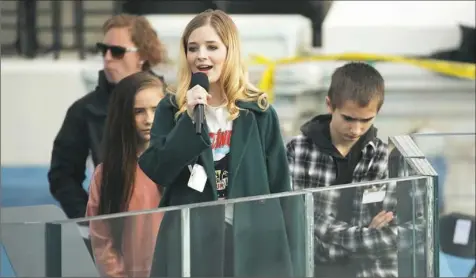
[190,72,209,91]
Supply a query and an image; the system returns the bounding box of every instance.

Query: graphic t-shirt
[214,153,229,199]
[206,105,233,223]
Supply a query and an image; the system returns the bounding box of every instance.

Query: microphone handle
[194,104,204,135]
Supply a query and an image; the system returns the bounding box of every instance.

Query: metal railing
[0,0,121,59]
[73,0,123,60]
[1,0,60,58]
[1,1,327,60]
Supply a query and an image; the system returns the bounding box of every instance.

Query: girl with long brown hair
[86,72,164,278]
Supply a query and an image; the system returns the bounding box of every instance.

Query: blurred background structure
[1,1,475,277]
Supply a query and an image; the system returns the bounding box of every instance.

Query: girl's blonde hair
[168,9,268,120]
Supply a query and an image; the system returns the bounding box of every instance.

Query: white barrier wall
[2,57,475,166]
[1,58,101,166]
[322,1,476,55]
[146,14,313,62]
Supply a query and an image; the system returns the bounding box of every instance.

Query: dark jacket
[139,94,306,277]
[48,70,113,219]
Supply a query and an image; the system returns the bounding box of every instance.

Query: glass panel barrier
[307,176,431,278]
[182,193,309,277]
[410,132,476,278]
[1,222,47,277]
[389,134,440,277]
[1,176,435,277]
[410,132,475,216]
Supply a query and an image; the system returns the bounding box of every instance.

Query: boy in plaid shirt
[287,62,398,277]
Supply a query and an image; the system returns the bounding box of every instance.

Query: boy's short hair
[327,62,385,111]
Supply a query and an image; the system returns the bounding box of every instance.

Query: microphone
[190,72,209,135]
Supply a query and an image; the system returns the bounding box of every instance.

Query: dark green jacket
[139,94,306,277]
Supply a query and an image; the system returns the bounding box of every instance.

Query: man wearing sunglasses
[48,14,167,224]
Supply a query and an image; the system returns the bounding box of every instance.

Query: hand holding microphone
[186,85,210,118]
[186,72,210,134]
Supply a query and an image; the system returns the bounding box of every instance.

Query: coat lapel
[197,124,219,199]
[228,107,255,195]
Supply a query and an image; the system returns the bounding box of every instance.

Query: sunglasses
[96,42,138,59]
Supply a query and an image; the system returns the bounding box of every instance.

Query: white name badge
[362,188,386,204]
[453,219,472,245]
[187,164,207,192]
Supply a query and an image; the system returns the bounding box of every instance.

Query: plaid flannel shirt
[287,134,399,277]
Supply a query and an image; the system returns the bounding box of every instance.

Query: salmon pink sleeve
[86,165,126,278]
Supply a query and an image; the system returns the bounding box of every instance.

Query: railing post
[425,176,439,277]
[17,0,38,58]
[51,1,62,60]
[181,208,191,277]
[74,0,86,60]
[304,192,315,277]
[45,222,62,277]
[113,0,123,14]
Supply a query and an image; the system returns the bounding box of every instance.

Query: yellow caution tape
[248,52,476,103]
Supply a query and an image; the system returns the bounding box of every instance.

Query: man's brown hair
[103,14,168,70]
[328,62,385,111]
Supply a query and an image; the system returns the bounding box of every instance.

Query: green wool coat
[139,94,306,277]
